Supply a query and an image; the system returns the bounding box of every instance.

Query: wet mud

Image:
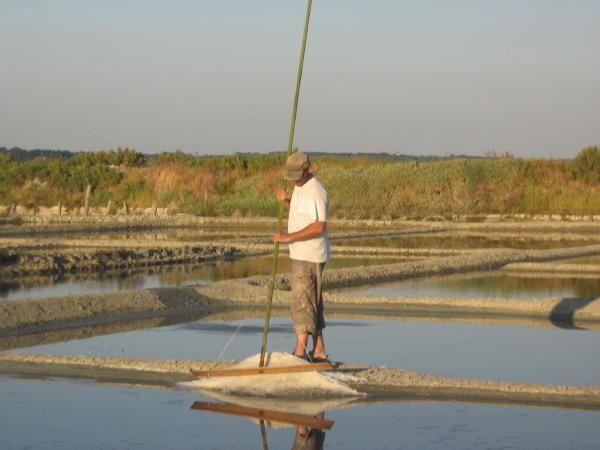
[0,246,241,277]
[502,262,600,274]
[2,244,600,333]
[1,219,599,409]
[0,352,598,410]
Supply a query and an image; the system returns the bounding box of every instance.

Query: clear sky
[1,0,599,157]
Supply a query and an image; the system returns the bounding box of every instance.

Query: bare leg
[311,332,327,359]
[293,332,309,357]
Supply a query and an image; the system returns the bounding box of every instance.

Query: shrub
[1,150,599,216]
[157,189,215,216]
[570,146,600,184]
[219,178,278,216]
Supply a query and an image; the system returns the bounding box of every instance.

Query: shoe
[291,351,310,362]
[310,356,330,364]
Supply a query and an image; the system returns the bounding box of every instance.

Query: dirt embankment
[0,246,241,277]
[321,244,600,288]
[0,287,231,333]
[199,244,600,299]
[1,215,599,237]
[0,352,598,410]
[0,215,278,236]
[502,262,600,274]
[2,243,600,335]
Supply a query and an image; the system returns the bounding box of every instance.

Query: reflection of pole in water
[191,401,332,450]
[260,420,269,450]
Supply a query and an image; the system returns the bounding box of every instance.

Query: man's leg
[311,333,327,360]
[293,332,309,358]
[311,262,327,359]
[290,260,317,358]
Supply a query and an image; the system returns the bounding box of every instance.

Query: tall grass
[0,148,598,217]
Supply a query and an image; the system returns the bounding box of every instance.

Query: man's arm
[273,221,326,243]
[276,189,290,210]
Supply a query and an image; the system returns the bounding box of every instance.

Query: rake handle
[259,0,314,368]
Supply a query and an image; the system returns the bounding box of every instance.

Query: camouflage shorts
[290,259,326,335]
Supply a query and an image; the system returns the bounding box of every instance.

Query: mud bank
[1,216,599,243]
[210,241,470,257]
[0,215,280,237]
[326,295,600,324]
[3,305,599,354]
[0,245,241,277]
[320,244,600,288]
[0,352,598,409]
[200,244,600,298]
[196,275,600,323]
[0,287,229,333]
[0,308,270,352]
[2,290,598,341]
[2,244,600,333]
[502,262,600,274]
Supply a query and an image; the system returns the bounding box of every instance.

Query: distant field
[0,146,598,219]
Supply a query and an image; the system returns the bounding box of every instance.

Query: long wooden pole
[259,0,314,367]
[191,361,333,377]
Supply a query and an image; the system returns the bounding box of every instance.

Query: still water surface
[16,318,600,386]
[0,255,407,301]
[350,272,600,299]
[1,376,598,449]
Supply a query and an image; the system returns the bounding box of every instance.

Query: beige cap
[283,152,310,181]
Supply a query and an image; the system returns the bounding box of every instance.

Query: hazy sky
[1,0,599,157]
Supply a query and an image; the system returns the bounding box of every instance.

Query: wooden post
[9,204,15,216]
[152,201,158,217]
[84,184,91,216]
[123,201,129,215]
[58,201,62,216]
[106,200,112,216]
[204,189,208,202]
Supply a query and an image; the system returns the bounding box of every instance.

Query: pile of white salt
[180,352,362,398]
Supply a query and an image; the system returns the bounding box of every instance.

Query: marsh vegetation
[1,147,599,218]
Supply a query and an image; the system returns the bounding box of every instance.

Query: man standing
[273,152,330,362]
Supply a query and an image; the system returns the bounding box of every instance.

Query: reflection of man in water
[273,152,330,361]
[291,414,326,450]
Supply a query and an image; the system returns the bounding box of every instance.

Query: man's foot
[291,350,310,361]
[293,332,310,359]
[311,333,327,361]
[309,350,329,363]
[311,356,330,363]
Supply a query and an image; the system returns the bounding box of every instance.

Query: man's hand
[273,222,326,244]
[275,189,289,202]
[273,232,290,243]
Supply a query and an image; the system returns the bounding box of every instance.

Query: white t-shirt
[288,177,331,263]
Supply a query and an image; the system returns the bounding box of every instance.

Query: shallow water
[349,271,600,299]
[16,317,600,386]
[0,255,406,301]
[0,376,598,449]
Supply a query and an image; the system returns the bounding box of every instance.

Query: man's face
[294,166,312,186]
